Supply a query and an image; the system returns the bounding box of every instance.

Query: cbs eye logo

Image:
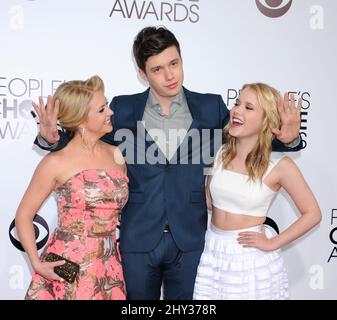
[256,0,292,18]
[9,215,49,251]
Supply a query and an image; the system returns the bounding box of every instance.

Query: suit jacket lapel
[183,87,201,131]
[133,88,167,162]
[134,88,150,124]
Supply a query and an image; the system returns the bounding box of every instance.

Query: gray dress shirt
[142,89,193,161]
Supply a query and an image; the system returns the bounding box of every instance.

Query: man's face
[139,46,184,99]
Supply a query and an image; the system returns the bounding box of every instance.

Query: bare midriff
[211,206,266,231]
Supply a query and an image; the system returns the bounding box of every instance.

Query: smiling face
[139,45,184,101]
[229,87,265,141]
[82,90,113,137]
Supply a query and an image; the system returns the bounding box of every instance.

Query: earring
[80,127,89,149]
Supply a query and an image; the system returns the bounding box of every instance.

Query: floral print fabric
[25,169,128,300]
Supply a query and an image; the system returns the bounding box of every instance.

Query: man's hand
[32,95,60,144]
[272,93,302,144]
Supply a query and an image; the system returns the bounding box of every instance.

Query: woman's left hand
[271,93,302,144]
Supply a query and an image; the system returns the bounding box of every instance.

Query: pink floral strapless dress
[25,169,128,300]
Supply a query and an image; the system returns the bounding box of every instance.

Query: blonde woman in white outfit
[193,83,321,300]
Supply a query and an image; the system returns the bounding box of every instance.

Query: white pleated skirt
[193,224,289,300]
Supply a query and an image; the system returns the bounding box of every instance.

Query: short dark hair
[133,26,181,72]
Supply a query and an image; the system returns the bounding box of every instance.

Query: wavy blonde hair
[219,83,282,182]
[54,75,104,132]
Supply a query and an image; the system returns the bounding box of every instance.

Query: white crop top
[210,149,286,217]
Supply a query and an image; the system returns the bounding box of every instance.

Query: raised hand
[272,93,302,144]
[32,95,60,144]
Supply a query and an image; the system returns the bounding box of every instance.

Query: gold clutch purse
[45,252,80,283]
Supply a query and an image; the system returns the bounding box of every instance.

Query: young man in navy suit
[34,26,303,299]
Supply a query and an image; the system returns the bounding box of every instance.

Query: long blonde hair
[55,75,104,132]
[219,83,282,182]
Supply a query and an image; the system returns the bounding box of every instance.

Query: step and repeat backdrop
[1,0,336,299]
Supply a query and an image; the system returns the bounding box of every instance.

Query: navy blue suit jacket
[107,87,229,252]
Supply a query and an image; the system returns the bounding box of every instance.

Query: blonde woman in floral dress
[15,76,128,300]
